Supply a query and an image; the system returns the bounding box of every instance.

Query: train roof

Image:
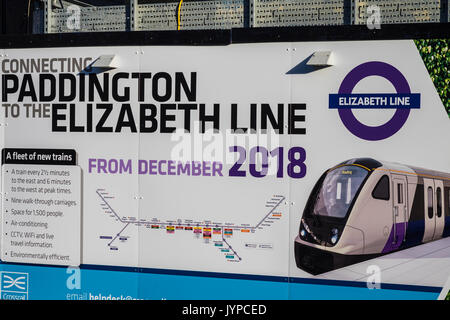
[337,158,450,182]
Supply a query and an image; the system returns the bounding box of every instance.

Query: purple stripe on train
[382,222,407,253]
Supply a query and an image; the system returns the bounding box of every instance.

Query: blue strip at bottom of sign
[0,262,440,300]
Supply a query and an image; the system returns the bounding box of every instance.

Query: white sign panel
[0,40,448,289]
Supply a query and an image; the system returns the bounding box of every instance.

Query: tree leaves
[414,39,449,117]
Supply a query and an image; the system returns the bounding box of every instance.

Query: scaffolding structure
[40,0,449,33]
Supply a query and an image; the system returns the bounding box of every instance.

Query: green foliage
[414,39,449,117]
[446,290,450,301]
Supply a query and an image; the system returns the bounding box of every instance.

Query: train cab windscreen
[311,166,369,219]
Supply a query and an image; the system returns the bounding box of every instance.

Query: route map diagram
[96,189,285,262]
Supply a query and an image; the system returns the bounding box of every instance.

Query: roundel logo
[329,61,421,141]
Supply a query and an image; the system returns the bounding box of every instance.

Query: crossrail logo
[0,272,29,300]
[329,61,421,141]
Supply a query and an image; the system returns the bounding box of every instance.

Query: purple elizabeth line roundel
[337,61,411,141]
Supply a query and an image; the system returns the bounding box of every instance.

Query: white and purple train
[294,158,450,275]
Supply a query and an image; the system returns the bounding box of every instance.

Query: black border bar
[0,23,448,49]
[232,23,450,43]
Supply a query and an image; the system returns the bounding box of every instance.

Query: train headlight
[330,228,339,244]
[300,228,306,238]
[299,220,307,239]
[330,234,338,244]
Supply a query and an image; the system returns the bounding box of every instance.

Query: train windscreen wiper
[310,194,322,227]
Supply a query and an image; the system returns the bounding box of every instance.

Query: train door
[392,175,408,244]
[433,180,445,240]
[423,178,436,242]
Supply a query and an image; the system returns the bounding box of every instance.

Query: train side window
[436,187,442,218]
[397,183,403,204]
[372,175,390,200]
[427,187,433,219]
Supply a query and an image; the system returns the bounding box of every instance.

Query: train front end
[294,159,380,275]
